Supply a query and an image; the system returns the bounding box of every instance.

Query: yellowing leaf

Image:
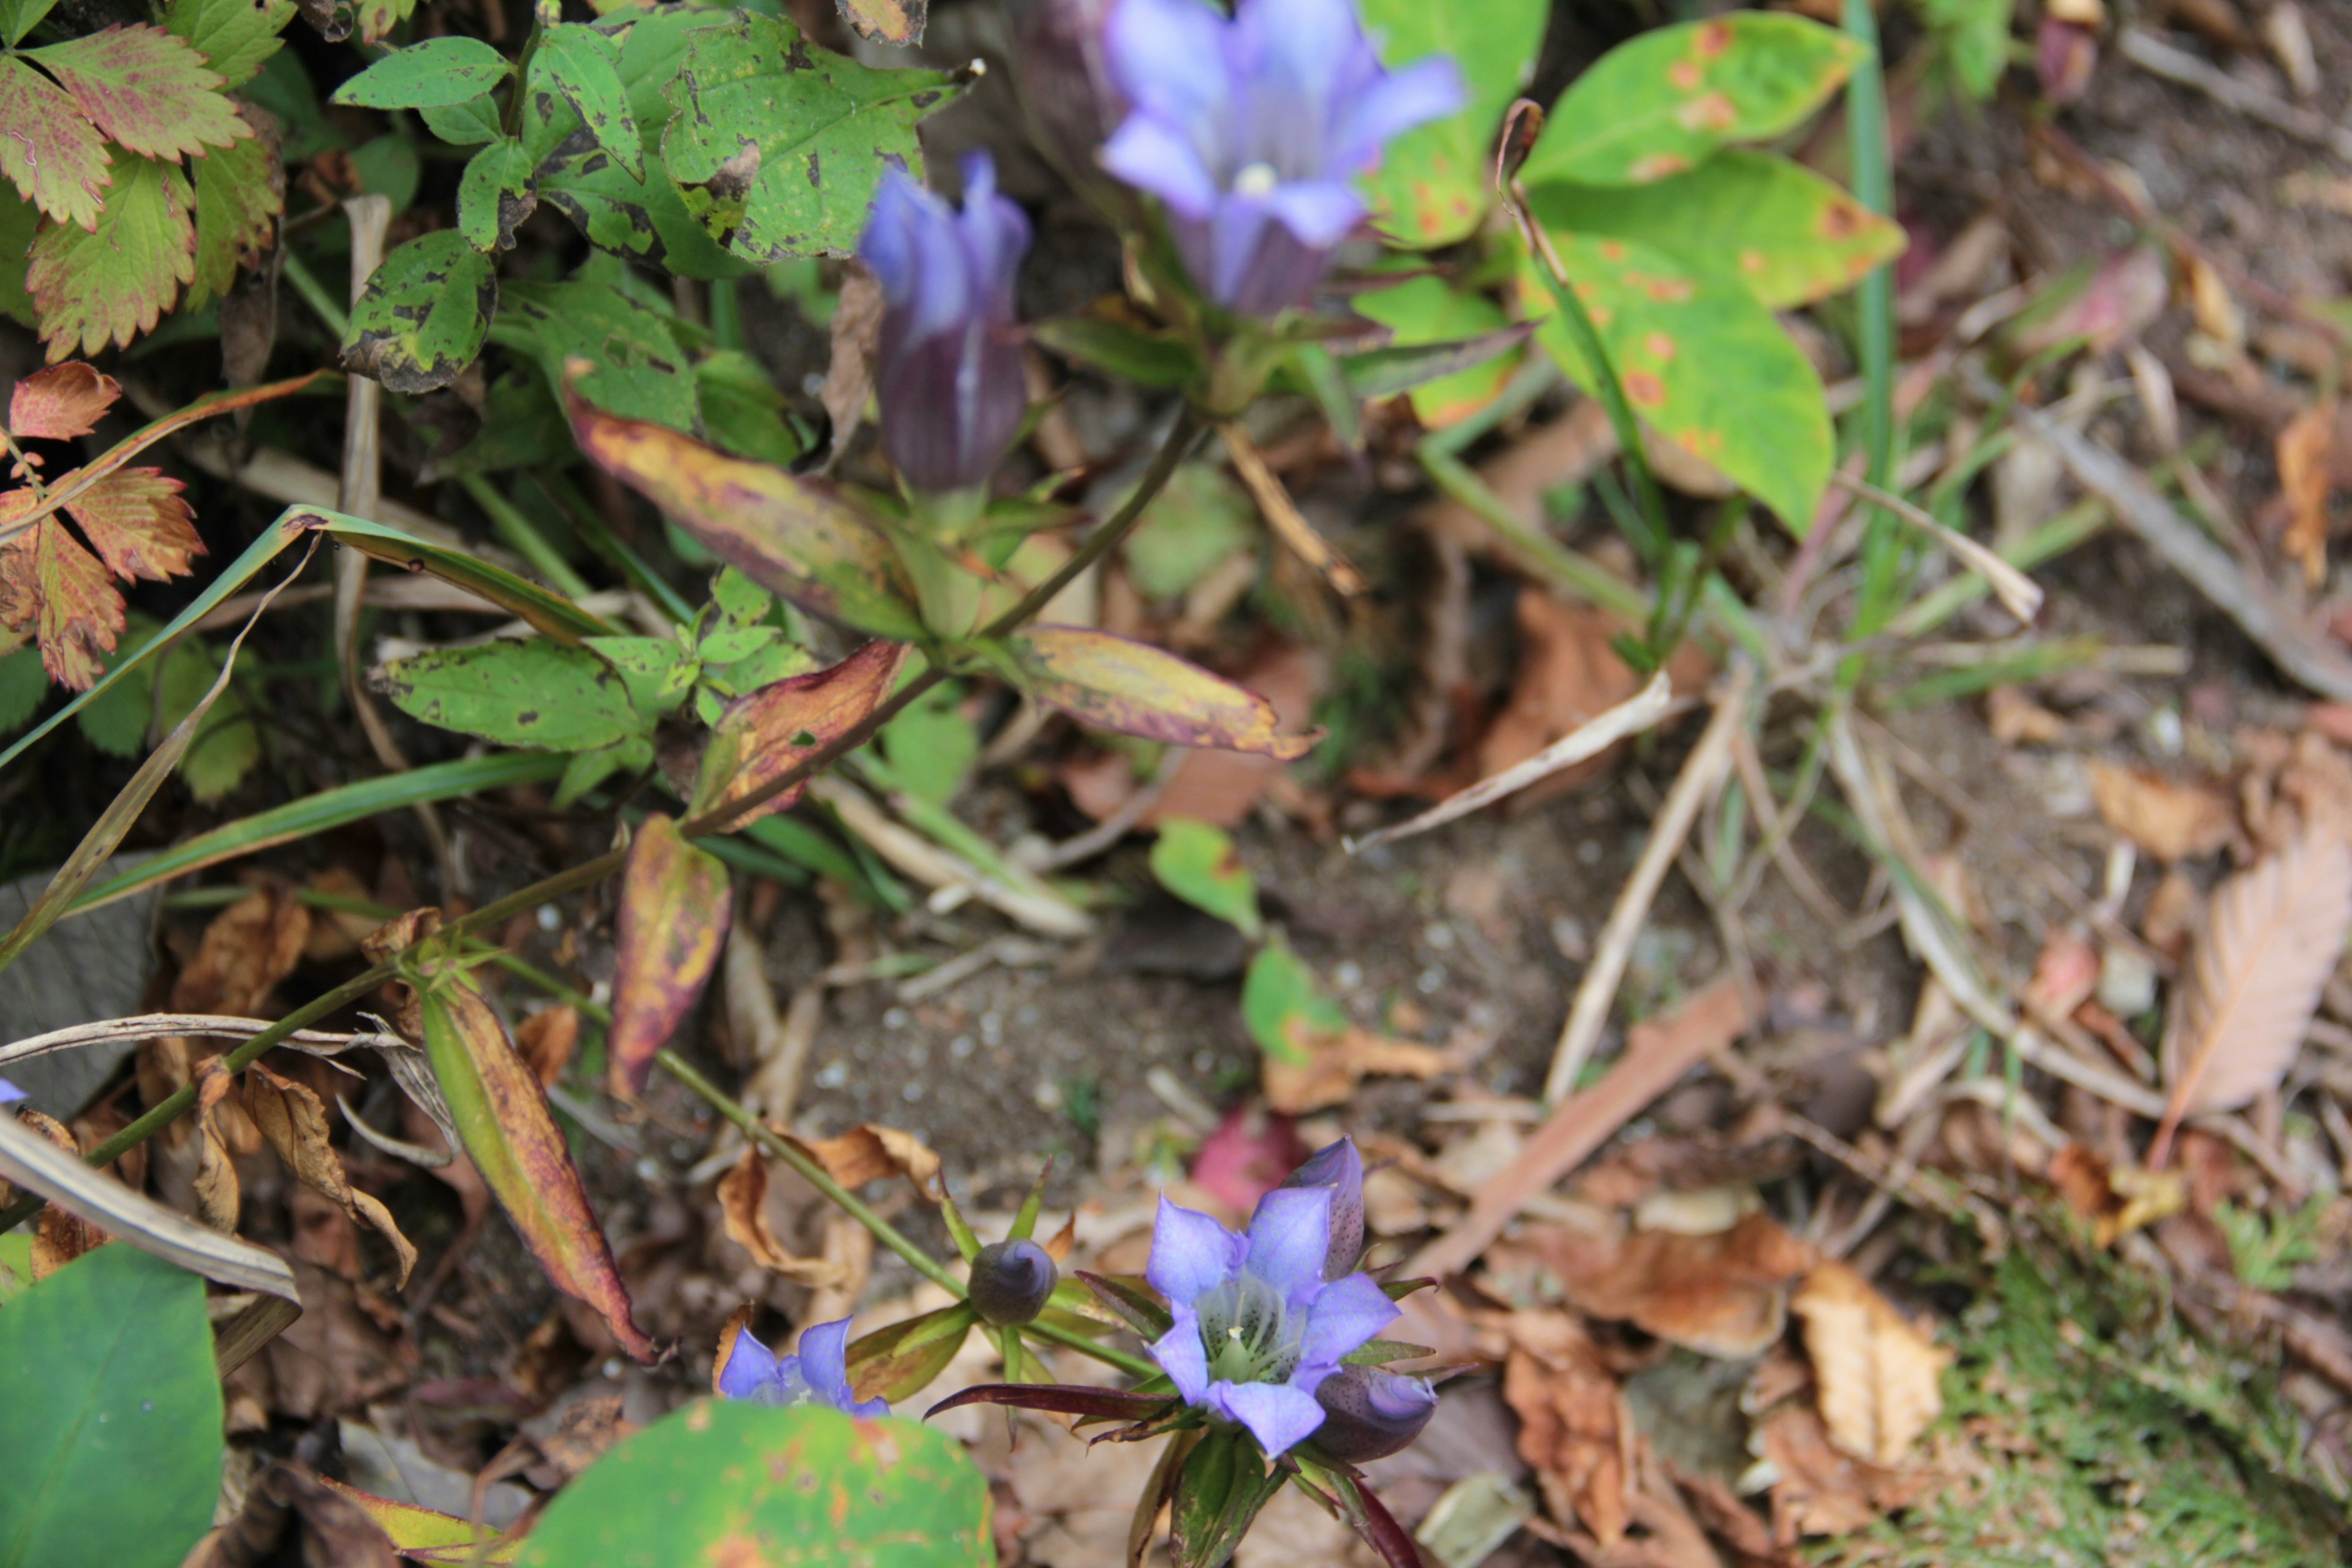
[0,55,111,230]
[693,638,908,826]
[1004,625,1322,760]
[1789,1260,1950,1467]
[28,24,248,161]
[0,503,123,689]
[27,155,195,358]
[64,467,202,581]
[7,361,120,440]
[609,814,731,1098]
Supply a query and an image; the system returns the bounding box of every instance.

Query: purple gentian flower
[0,1077,23,1105]
[716,1316,888,1417]
[858,151,1033,500]
[1099,0,1464,315]
[1311,1363,1438,1462]
[1145,1185,1398,1457]
[1281,1136,1365,1282]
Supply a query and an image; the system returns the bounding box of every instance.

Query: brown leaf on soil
[2157,835,2352,1155]
[2278,398,2338,589]
[515,1005,579,1089]
[820,262,884,464]
[716,1148,850,1287]
[1528,1212,1817,1359]
[192,1059,243,1234]
[260,1258,417,1419]
[1757,1403,1929,1545]
[2046,1142,2185,1247]
[2087,761,2236,862]
[1787,1261,1951,1467]
[182,1460,401,1568]
[241,1061,417,1287]
[19,1109,105,1278]
[782,1122,944,1201]
[1501,1311,1632,1545]
[172,883,311,1016]
[2143,867,2199,959]
[1261,1026,1450,1114]
[299,869,385,962]
[1668,1463,1789,1567]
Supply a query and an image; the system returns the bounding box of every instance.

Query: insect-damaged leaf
[1002,626,1322,760]
[455,137,533,251]
[374,639,644,752]
[29,23,250,160]
[570,401,922,639]
[693,638,908,826]
[609,813,730,1098]
[393,920,656,1361]
[532,23,641,178]
[659,10,959,261]
[342,228,495,394]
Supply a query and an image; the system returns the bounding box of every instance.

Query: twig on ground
[0,1014,402,1069]
[2117,27,2352,162]
[1222,421,1366,595]
[1826,472,2045,623]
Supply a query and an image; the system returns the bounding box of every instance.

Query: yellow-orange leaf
[1789,1259,1951,1467]
[693,639,907,827]
[8,362,121,440]
[0,503,123,689]
[1005,625,1322,760]
[609,813,731,1098]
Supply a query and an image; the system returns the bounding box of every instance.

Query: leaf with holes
[609,813,731,1098]
[9,361,120,439]
[456,137,533,251]
[331,34,511,109]
[661,10,959,261]
[1520,228,1830,531]
[26,155,194,358]
[342,228,496,393]
[1001,627,1323,759]
[693,638,908,825]
[1150,818,1262,940]
[28,23,247,162]
[185,102,280,309]
[0,55,110,230]
[1358,0,1546,248]
[1521,13,1862,186]
[1527,151,1904,310]
[532,23,641,178]
[374,639,644,752]
[162,0,292,90]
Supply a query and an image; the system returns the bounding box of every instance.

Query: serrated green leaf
[30,23,249,160]
[1150,817,1262,940]
[1520,229,1830,531]
[1528,151,1904,311]
[333,35,511,109]
[1523,13,1863,186]
[533,22,639,178]
[375,639,643,750]
[342,228,494,394]
[493,274,697,429]
[162,0,292,90]
[1242,933,1345,1065]
[0,1244,224,1568]
[27,155,194,357]
[660,11,958,261]
[458,137,534,251]
[185,102,280,309]
[0,184,38,326]
[419,92,499,145]
[1358,0,1545,248]
[1353,274,1518,427]
[0,54,111,230]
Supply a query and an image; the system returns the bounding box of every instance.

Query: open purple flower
[717,1316,888,1417]
[1145,1186,1398,1458]
[858,151,1033,502]
[1100,0,1464,316]
[0,1077,23,1105]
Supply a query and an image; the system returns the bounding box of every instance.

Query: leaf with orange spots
[1522,13,1863,187]
[1520,229,1831,531]
[1528,151,1905,309]
[1357,0,1547,249]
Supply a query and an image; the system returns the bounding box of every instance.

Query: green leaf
[423,371,568,480]
[1033,314,1202,390]
[533,22,640,178]
[585,633,696,716]
[1242,933,1346,1065]
[696,349,806,467]
[0,643,43,733]
[347,131,418,211]
[457,137,534,251]
[26,156,195,358]
[1122,461,1252,601]
[161,0,292,90]
[375,639,644,751]
[159,638,258,803]
[350,0,418,46]
[553,734,651,808]
[845,1302,979,1403]
[30,23,250,160]
[0,55,108,229]
[1357,0,1546,247]
[419,92,500,145]
[1917,0,2015,99]
[515,1401,993,1567]
[660,11,959,261]
[185,104,281,310]
[494,274,697,429]
[331,35,512,109]
[877,680,976,807]
[244,44,341,159]
[1522,13,1863,186]
[0,1245,224,1568]
[0,185,36,326]
[1150,818,1262,941]
[0,0,58,48]
[1170,1427,1286,1568]
[536,127,755,279]
[1353,275,1519,427]
[342,229,495,394]
[710,565,773,626]
[1527,151,1905,310]
[1520,229,1830,531]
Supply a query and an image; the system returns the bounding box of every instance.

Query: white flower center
[1232,161,1281,199]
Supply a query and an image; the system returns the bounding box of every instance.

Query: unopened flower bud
[1003,0,1129,194]
[970,1238,1058,1325]
[1310,1365,1437,1463]
[1281,1137,1364,1281]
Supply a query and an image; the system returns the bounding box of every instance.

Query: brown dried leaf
[2157,835,2352,1148]
[783,1122,944,1201]
[192,1058,243,1234]
[1476,592,1708,811]
[2086,761,2236,862]
[172,883,311,1016]
[820,262,883,466]
[1261,1027,1450,1115]
[1528,1212,1817,1359]
[20,1109,105,1278]
[1757,1404,1927,1545]
[716,1148,849,1286]
[2046,1142,2185,1247]
[2278,398,2338,590]
[515,1005,579,1089]
[241,1060,417,1287]
[1787,1261,1951,1467]
[1501,1312,1630,1545]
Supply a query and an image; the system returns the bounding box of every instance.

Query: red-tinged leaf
[1005,626,1322,760]
[407,938,656,1360]
[64,467,202,581]
[609,813,731,1099]
[693,638,908,827]
[186,102,281,311]
[1339,1472,1428,1568]
[569,399,924,640]
[0,503,121,689]
[0,56,110,231]
[28,154,195,358]
[9,363,121,440]
[925,1383,1183,1423]
[846,1301,979,1403]
[28,24,249,161]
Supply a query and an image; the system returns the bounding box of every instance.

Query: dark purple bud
[1310,1366,1436,1463]
[858,151,1033,499]
[970,1238,1058,1325]
[1281,1136,1364,1281]
[1003,0,1129,194]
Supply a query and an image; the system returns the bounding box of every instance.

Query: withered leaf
[2086,761,2236,862]
[1501,1311,1629,1546]
[242,1061,418,1287]
[1528,1210,1816,1359]
[609,814,731,1098]
[1787,1261,1951,1467]
[715,1148,850,1287]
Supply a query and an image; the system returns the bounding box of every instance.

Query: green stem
[459,473,595,600]
[535,471,695,626]
[280,247,351,341]
[1841,0,1902,649]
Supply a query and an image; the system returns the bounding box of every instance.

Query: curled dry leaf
[1787,1261,1951,1468]
[820,262,884,464]
[1527,1210,1817,1359]
[2045,1142,2184,1248]
[241,1061,418,1287]
[17,1108,106,1277]
[192,1058,242,1234]
[514,1005,579,1089]
[1261,1027,1450,1115]
[1758,1403,1929,1545]
[715,1148,850,1287]
[785,1121,944,1202]
[609,813,733,1098]
[2278,398,2338,590]
[2086,761,2236,862]
[1500,1311,1630,1546]
[2155,834,2352,1158]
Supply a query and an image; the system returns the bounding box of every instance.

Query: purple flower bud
[1099,0,1464,315]
[1004,0,1129,191]
[858,151,1033,499]
[970,1238,1059,1325]
[1281,1137,1364,1281]
[1309,1365,1437,1463]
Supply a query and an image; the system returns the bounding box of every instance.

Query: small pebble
[1333,960,1364,990]
[950,1035,976,1060]
[902,1081,925,1103]
[1424,921,1455,950]
[815,1060,849,1089]
[1416,967,1445,995]
[883,1006,910,1030]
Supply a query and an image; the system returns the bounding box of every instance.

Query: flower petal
[1298,1272,1398,1374]
[1282,1137,1365,1281]
[1106,0,1232,127]
[1101,115,1222,218]
[797,1317,858,1408]
[1242,1186,1333,1302]
[716,1328,782,1402]
[1208,1379,1326,1458]
[1264,179,1365,247]
[1146,1196,1246,1305]
[1152,1308,1213,1404]
[1335,55,1468,173]
[0,1077,23,1105]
